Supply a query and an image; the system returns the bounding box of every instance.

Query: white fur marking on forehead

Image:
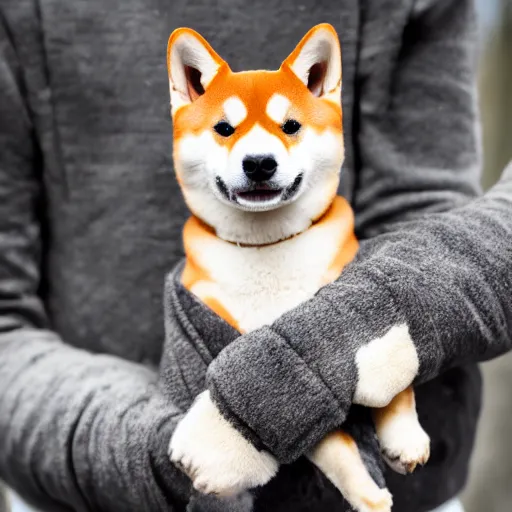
[266,94,291,124]
[223,97,247,127]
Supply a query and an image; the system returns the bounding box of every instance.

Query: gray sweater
[0,0,509,511]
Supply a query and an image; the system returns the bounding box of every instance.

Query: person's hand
[169,390,279,496]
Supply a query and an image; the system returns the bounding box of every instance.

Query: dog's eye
[282,119,301,135]
[214,121,235,137]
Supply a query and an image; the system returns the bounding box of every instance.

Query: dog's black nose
[242,155,277,182]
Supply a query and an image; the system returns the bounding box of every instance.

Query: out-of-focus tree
[480,0,512,189]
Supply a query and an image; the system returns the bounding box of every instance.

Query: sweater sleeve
[206,0,507,464]
[353,0,481,238]
[0,13,186,512]
[208,163,512,463]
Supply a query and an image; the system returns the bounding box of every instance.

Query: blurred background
[462,0,512,511]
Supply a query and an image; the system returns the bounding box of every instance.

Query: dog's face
[168,24,344,241]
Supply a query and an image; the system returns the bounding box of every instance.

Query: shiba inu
[167,24,430,512]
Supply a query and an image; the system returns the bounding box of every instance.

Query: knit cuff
[207,326,343,463]
[207,268,402,462]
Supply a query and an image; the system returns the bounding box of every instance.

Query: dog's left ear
[281,24,342,102]
[167,28,229,115]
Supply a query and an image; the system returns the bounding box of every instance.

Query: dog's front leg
[308,431,393,512]
[169,390,279,496]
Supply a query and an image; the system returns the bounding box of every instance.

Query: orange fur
[172,68,342,146]
[319,197,360,286]
[181,216,216,289]
[168,27,343,188]
[372,386,416,431]
[181,195,358,330]
[312,431,393,511]
[169,24,424,511]
[334,431,358,451]
[167,28,226,70]
[282,23,342,87]
[181,216,240,331]
[202,296,241,332]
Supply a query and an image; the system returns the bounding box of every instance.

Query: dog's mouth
[216,174,304,207]
[236,188,282,202]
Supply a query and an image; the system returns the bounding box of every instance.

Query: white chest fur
[187,210,351,333]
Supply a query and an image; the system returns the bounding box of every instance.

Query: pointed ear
[167,28,229,114]
[281,24,342,101]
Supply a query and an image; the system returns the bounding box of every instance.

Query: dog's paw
[169,390,279,496]
[378,416,430,475]
[355,487,393,512]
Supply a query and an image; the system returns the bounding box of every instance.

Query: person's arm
[208,162,512,462]
[353,0,481,238]
[202,0,505,464]
[0,15,185,512]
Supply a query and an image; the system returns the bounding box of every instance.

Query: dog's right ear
[167,28,229,115]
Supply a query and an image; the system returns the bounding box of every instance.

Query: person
[0,0,510,511]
